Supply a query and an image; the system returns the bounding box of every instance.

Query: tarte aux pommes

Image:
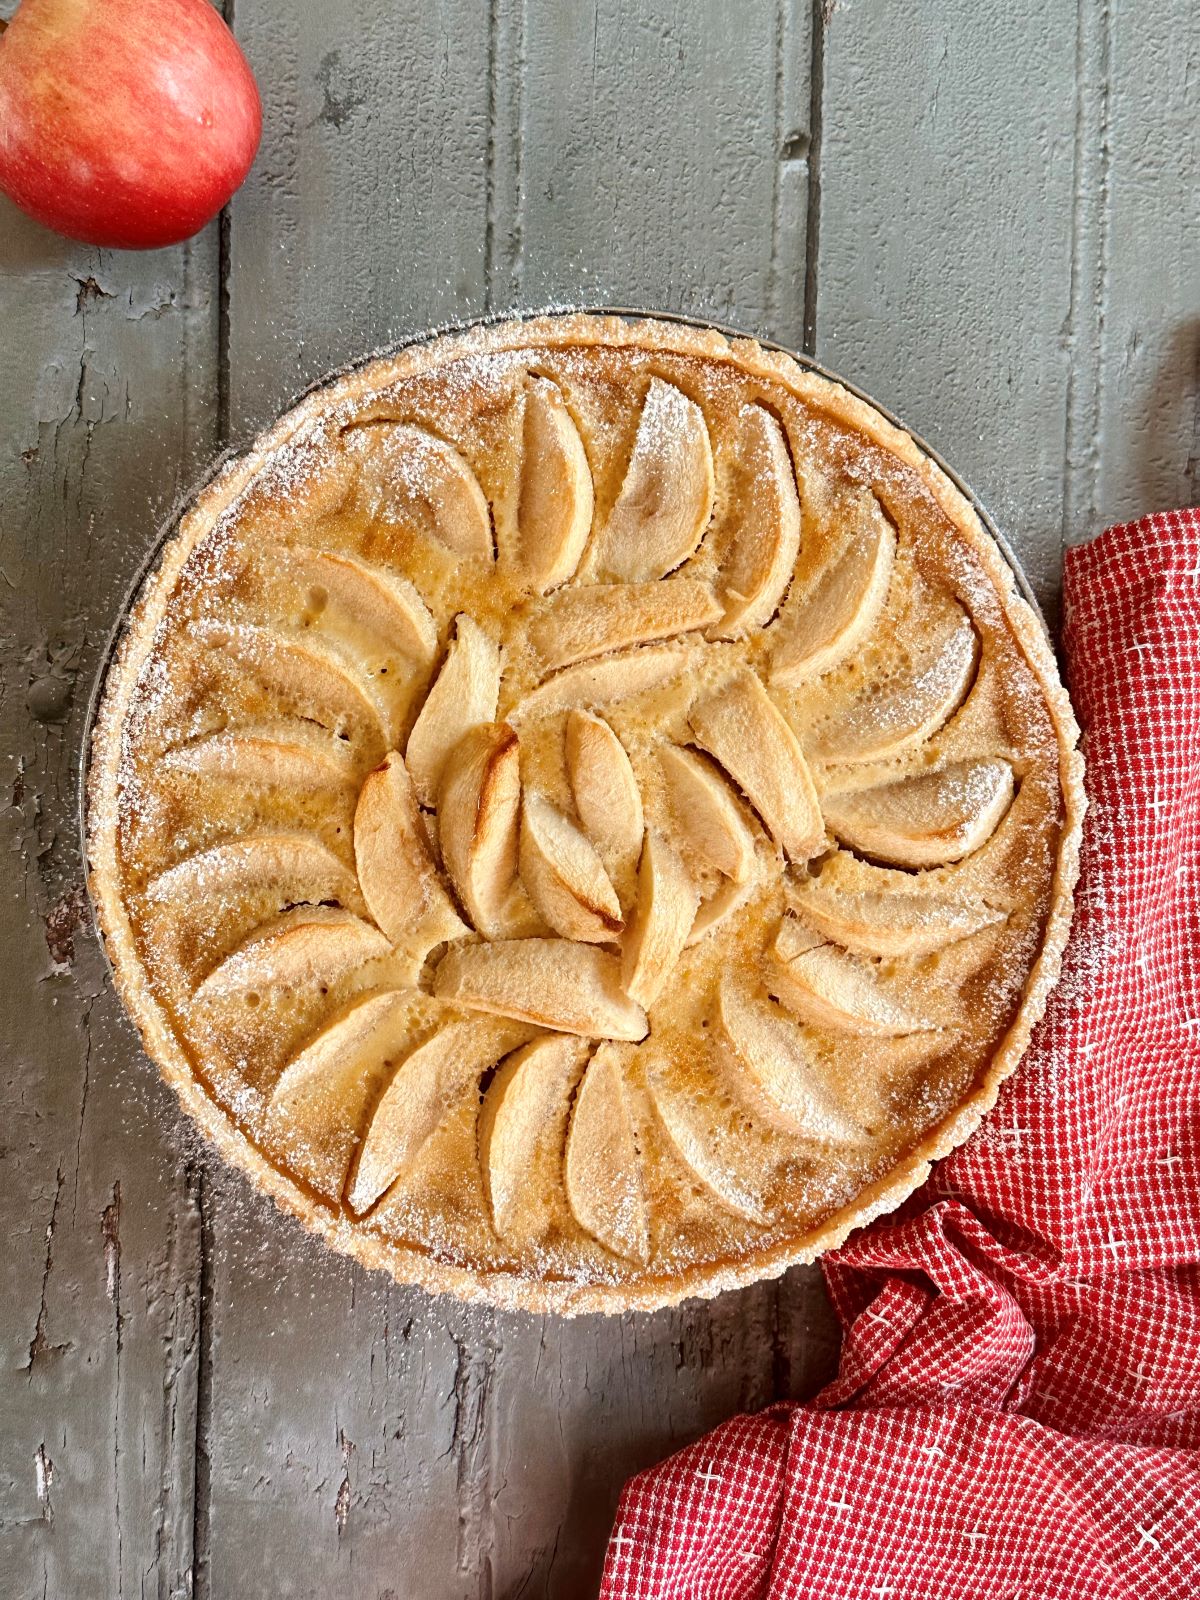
[87,314,1084,1313]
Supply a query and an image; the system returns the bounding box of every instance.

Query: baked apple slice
[519,793,624,942]
[146,833,362,915]
[809,602,977,762]
[162,720,358,792]
[659,744,756,882]
[346,421,493,561]
[590,378,715,581]
[405,615,501,804]
[530,577,720,670]
[195,906,390,1000]
[766,918,934,1036]
[621,831,699,1008]
[710,405,801,638]
[346,1016,528,1214]
[273,547,437,664]
[194,620,394,747]
[516,644,688,721]
[479,1035,588,1242]
[354,751,469,951]
[771,492,895,683]
[564,710,644,882]
[715,971,865,1143]
[821,759,1014,868]
[648,1059,769,1222]
[786,863,1005,958]
[513,375,593,593]
[269,990,414,1198]
[689,670,824,861]
[433,939,648,1040]
[438,723,523,938]
[565,1043,649,1262]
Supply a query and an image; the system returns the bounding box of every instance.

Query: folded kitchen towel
[600,509,1200,1600]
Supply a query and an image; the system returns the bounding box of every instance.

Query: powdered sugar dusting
[85,315,1079,1310]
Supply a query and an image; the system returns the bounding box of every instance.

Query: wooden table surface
[3,3,1197,1596]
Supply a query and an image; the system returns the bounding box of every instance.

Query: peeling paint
[102,1181,122,1307]
[44,883,87,968]
[312,50,366,132]
[335,1427,355,1534]
[72,274,115,313]
[25,1169,68,1374]
[35,1442,55,1523]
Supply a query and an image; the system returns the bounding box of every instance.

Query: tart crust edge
[84,311,1087,1315]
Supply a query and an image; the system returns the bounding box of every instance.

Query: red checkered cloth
[600,509,1200,1600]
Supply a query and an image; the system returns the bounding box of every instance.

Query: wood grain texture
[198,1199,468,1599]
[483,12,829,1591]
[489,1274,840,1597]
[207,6,824,1598]
[1090,4,1200,530]
[202,6,499,1595]
[225,0,495,440]
[812,0,1081,613]
[3,0,1198,1596]
[0,199,218,1600]
[509,0,810,334]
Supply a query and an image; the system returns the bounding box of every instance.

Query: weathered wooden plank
[478,8,827,1597]
[488,1278,838,1597]
[224,0,497,443]
[197,1194,468,1599]
[0,200,219,1600]
[512,0,810,334]
[202,4,498,1597]
[1089,2,1199,532]
[811,0,1081,613]
[205,6,827,1599]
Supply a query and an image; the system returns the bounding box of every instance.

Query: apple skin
[0,0,262,250]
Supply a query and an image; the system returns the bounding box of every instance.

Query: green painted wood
[1091,5,1199,530]
[202,4,500,1598]
[509,0,810,334]
[222,0,497,444]
[207,6,822,1599]
[812,0,1083,614]
[0,201,219,1600]
[4,1,1198,1597]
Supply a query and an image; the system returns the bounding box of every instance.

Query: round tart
[87,313,1084,1313]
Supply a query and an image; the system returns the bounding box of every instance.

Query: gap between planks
[1060,0,1113,552]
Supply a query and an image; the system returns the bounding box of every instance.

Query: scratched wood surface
[2,3,1196,1597]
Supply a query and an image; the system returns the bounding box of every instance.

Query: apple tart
[87,313,1084,1312]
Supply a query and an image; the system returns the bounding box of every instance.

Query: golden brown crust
[86,312,1085,1314]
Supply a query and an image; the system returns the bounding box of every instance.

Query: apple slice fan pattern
[87,315,1082,1313]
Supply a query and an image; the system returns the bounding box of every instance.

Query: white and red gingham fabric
[600,509,1200,1600]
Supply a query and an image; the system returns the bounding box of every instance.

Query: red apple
[0,0,261,250]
